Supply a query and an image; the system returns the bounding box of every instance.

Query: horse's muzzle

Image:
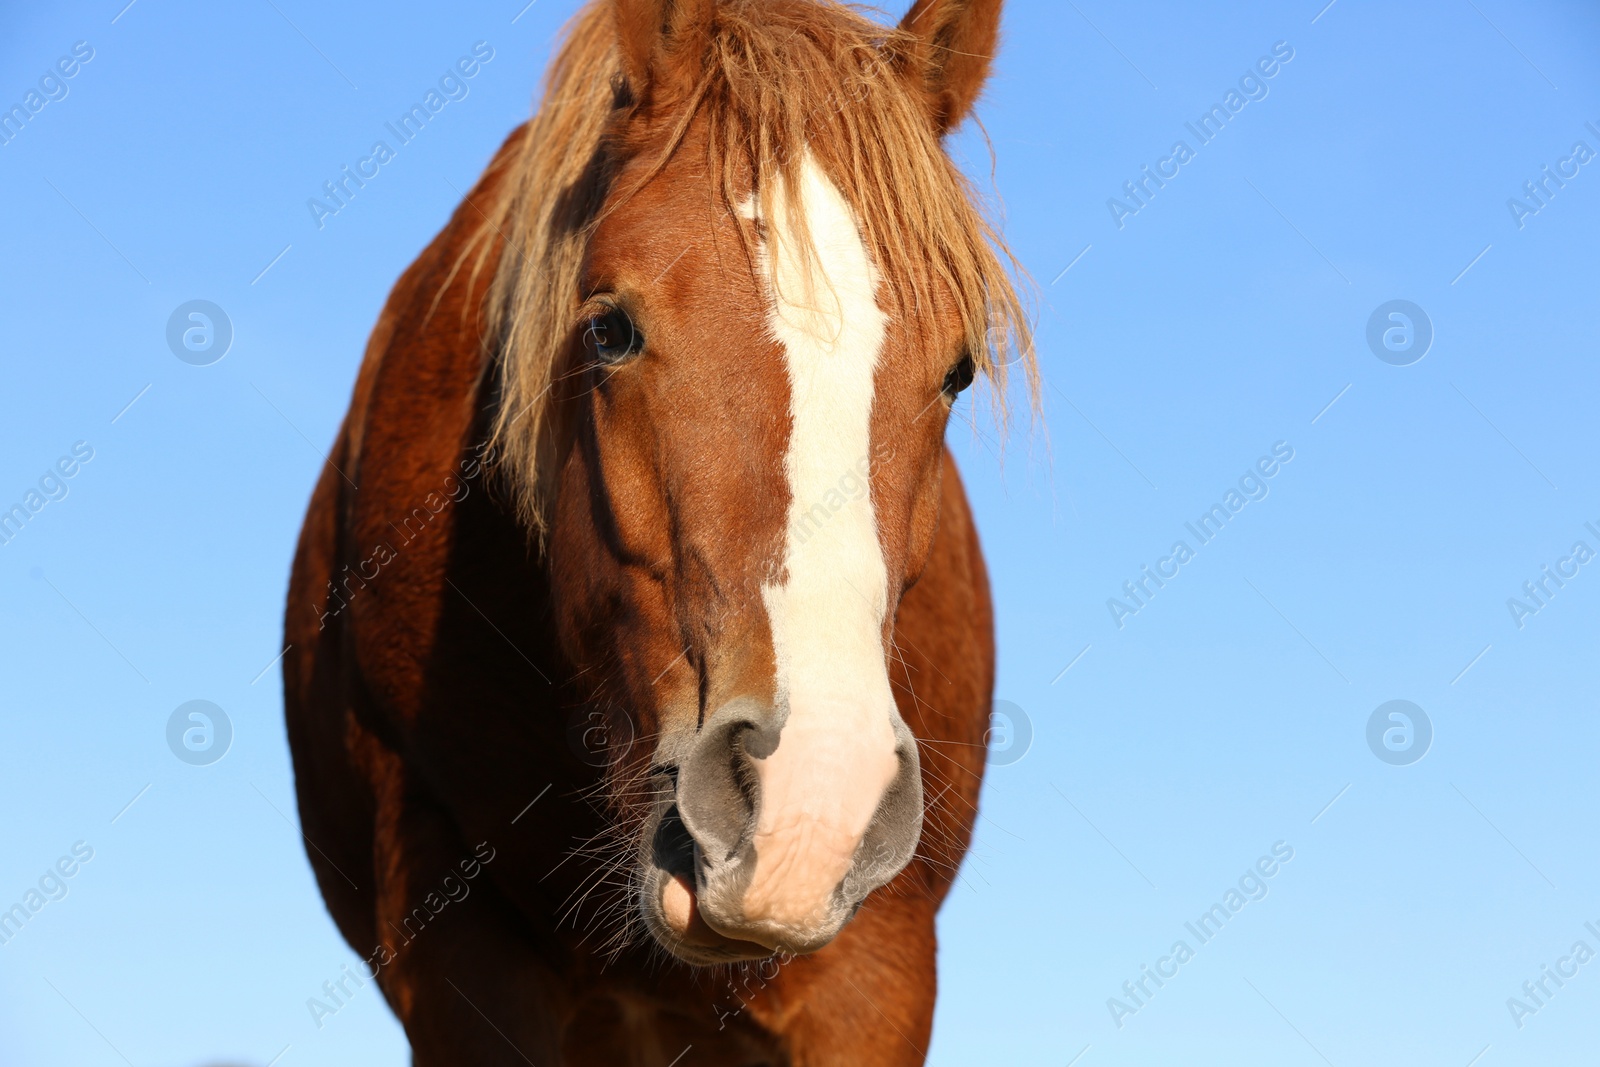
[641,696,922,962]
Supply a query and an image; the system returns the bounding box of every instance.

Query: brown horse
[282,1,1032,1062]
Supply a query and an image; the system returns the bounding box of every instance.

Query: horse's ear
[614,0,716,98]
[897,0,1003,134]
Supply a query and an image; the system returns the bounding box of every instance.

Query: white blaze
[747,153,899,932]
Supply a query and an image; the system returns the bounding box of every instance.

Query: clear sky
[2,1,1598,1065]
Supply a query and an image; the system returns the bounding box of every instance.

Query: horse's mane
[458,0,1035,533]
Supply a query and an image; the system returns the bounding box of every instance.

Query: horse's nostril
[651,804,697,880]
[676,701,768,865]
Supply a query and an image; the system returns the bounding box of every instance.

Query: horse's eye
[584,309,643,364]
[942,354,975,398]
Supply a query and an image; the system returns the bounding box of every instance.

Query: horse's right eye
[585,309,644,364]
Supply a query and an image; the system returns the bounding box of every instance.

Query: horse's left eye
[942,354,975,398]
[585,309,644,364]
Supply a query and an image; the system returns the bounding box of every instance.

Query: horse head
[482,0,1026,964]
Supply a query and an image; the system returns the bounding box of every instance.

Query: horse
[282,1,1033,1062]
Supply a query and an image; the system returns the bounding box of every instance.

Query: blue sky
[2,1,1598,1065]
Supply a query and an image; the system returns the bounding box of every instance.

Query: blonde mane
[460,0,1036,532]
